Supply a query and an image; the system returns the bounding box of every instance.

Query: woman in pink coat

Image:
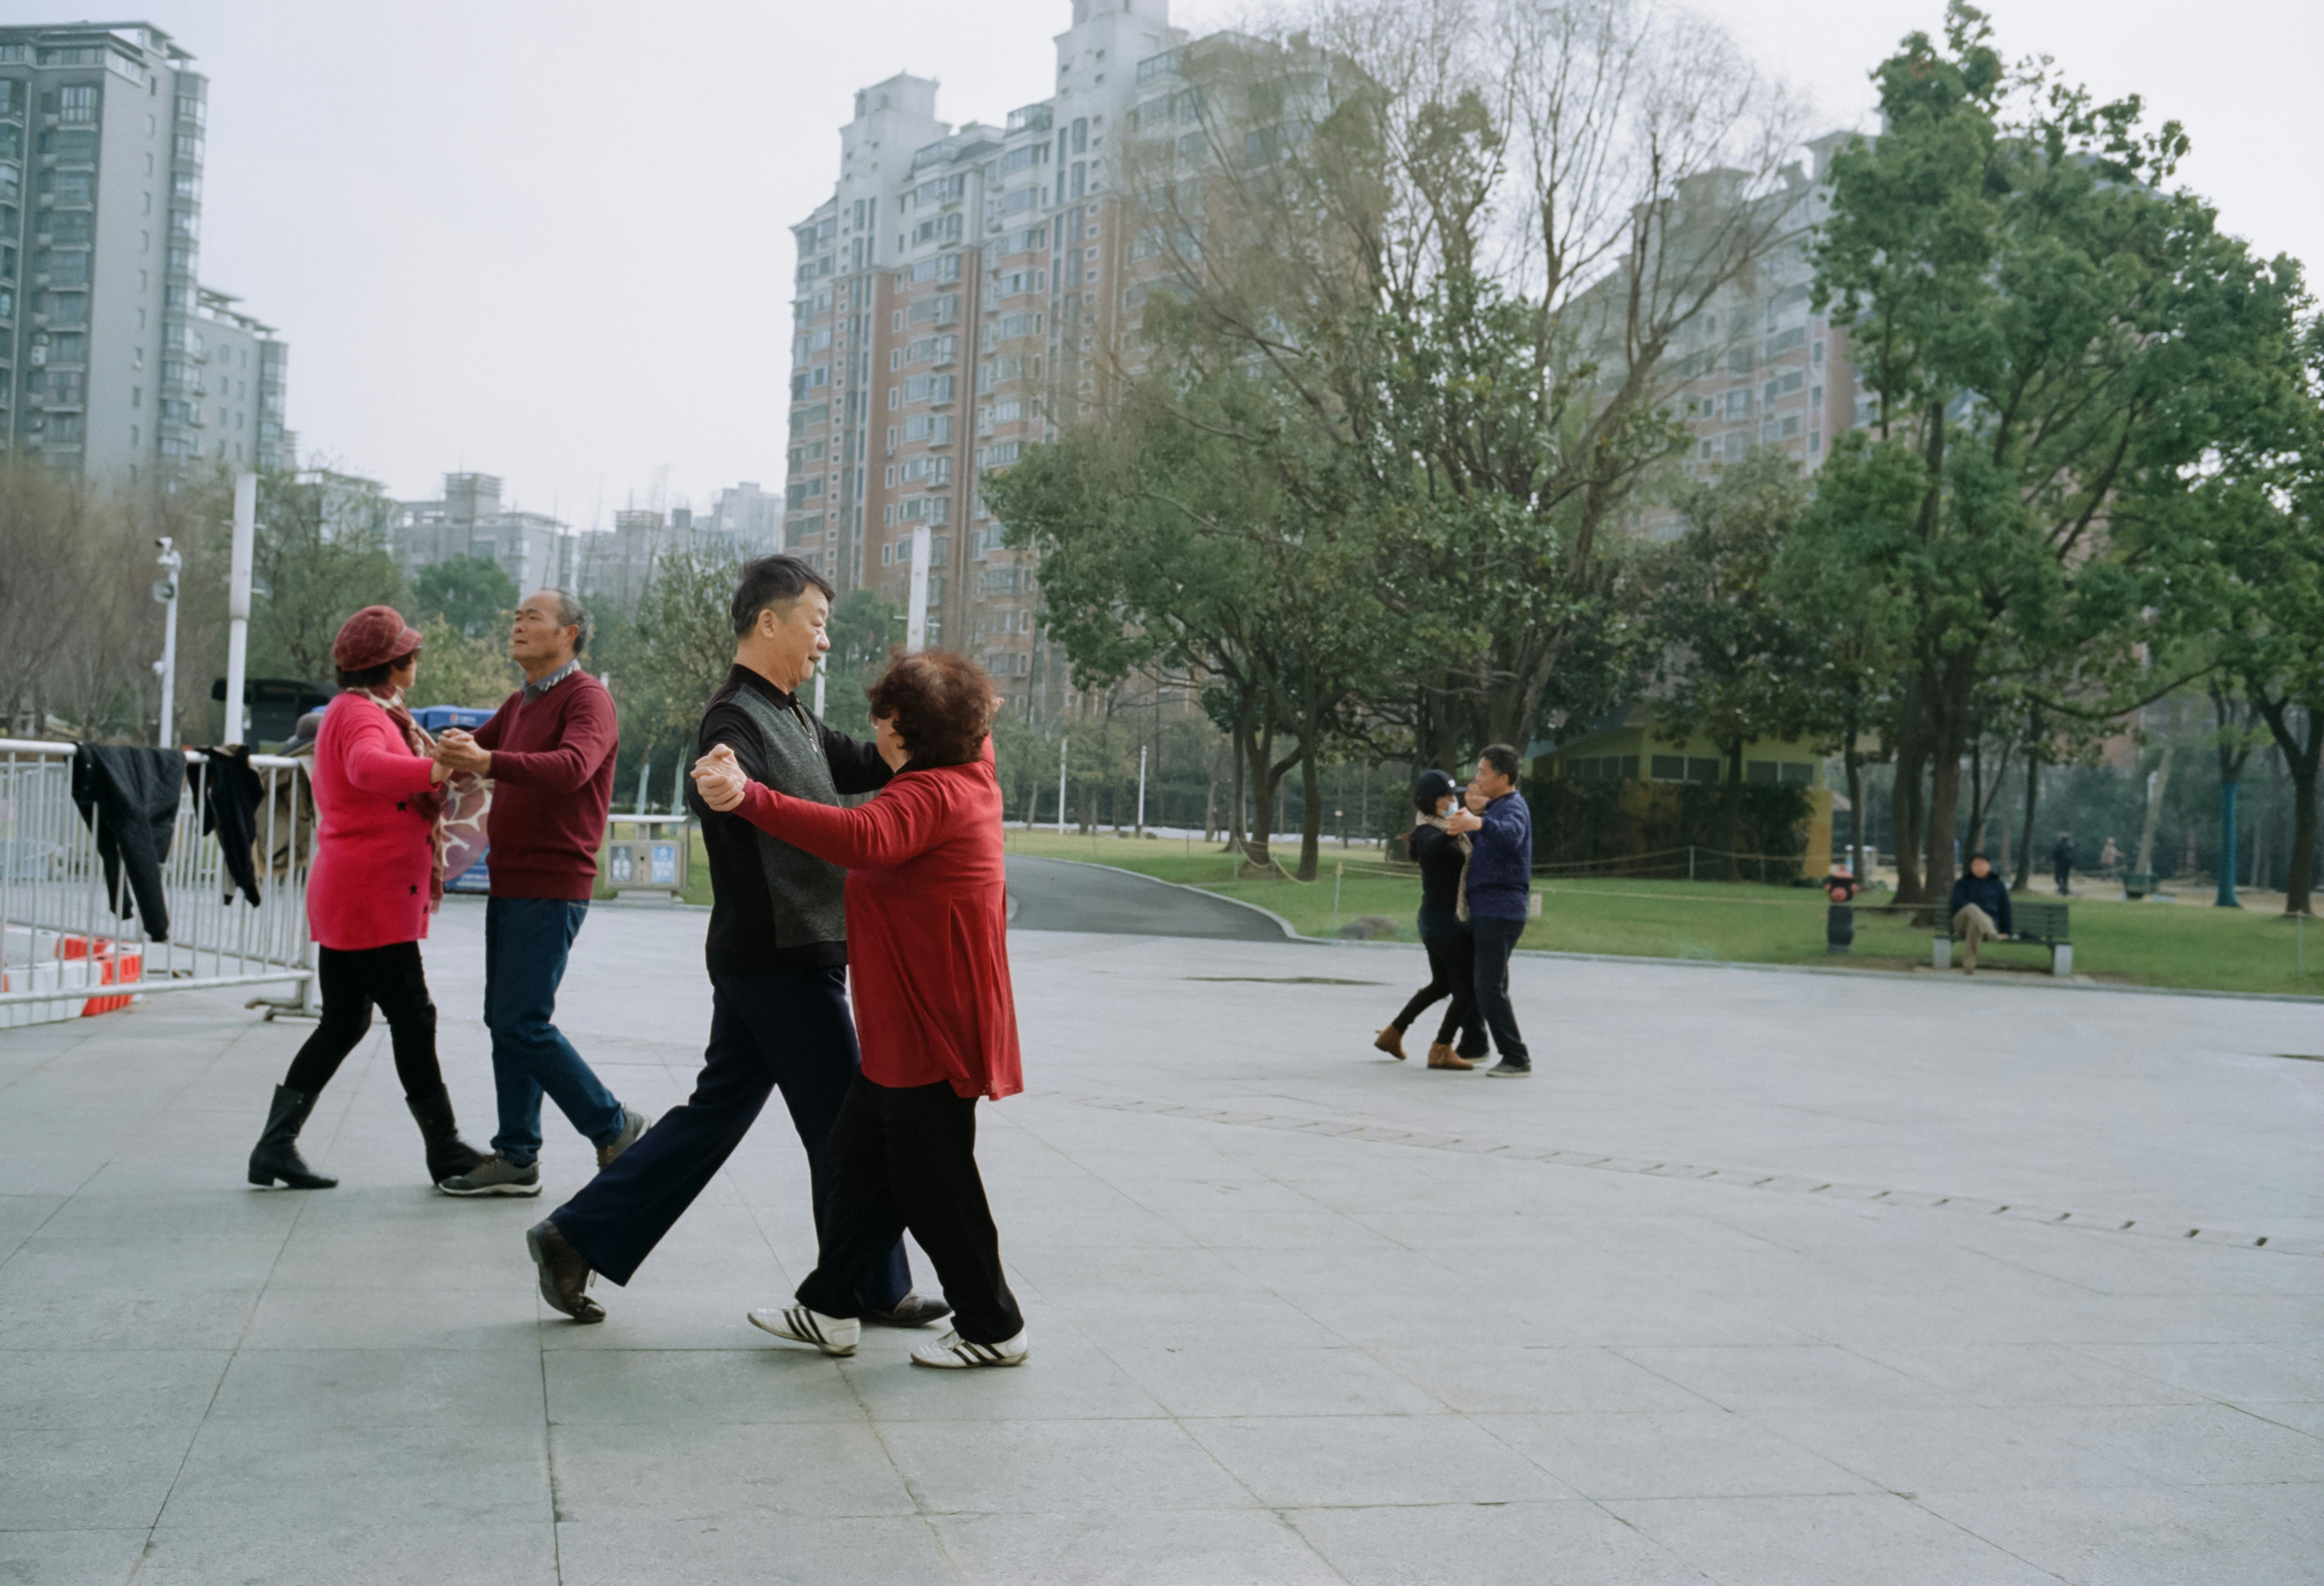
[247,606,487,1190]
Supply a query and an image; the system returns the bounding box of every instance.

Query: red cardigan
[307,692,439,951]
[733,749,1021,1101]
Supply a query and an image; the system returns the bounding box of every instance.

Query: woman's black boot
[405,1086,488,1185]
[248,1085,337,1189]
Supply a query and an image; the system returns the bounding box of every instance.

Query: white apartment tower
[782,0,1184,715]
[0,20,288,486]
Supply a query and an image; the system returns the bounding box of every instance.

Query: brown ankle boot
[1373,1027,1407,1060]
[1427,1044,1474,1070]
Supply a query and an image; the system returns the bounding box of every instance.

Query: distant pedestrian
[1373,769,1486,1071]
[247,606,488,1190]
[1446,743,1533,1077]
[2099,835,2121,874]
[703,649,1031,1369]
[430,590,650,1197]
[1948,852,2014,974]
[2050,832,2076,895]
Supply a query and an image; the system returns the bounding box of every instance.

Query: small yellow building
[1531,702,1834,877]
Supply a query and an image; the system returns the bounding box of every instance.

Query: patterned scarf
[1417,810,1473,924]
[351,687,457,909]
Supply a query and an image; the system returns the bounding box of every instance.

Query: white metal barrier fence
[0,739,314,1022]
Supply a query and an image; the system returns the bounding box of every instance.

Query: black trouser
[552,967,910,1301]
[1390,930,1486,1056]
[796,1073,1023,1346]
[2054,864,2071,893]
[1470,917,1530,1063]
[282,942,445,1098]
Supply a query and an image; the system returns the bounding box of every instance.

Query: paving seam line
[1027,855,2324,1006]
[1027,1089,2318,1259]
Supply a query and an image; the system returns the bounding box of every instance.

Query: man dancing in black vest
[524,556,945,1327]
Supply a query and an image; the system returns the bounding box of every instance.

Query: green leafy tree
[989,376,1383,877]
[410,555,517,640]
[402,615,521,712]
[1122,7,1804,762]
[819,586,904,740]
[2133,317,2322,913]
[245,468,405,685]
[616,546,749,773]
[1810,1,2300,904]
[1645,449,1824,870]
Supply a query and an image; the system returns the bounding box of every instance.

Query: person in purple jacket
[1446,743,1533,1077]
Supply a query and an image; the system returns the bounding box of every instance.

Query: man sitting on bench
[1948,852,2013,974]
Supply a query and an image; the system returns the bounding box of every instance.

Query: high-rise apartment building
[390,472,573,593]
[780,4,1875,711]
[1644,132,1870,530]
[706,481,783,557]
[0,21,288,486]
[782,0,1185,715]
[576,507,667,614]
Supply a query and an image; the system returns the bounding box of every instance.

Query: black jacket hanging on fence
[194,746,265,905]
[69,744,182,941]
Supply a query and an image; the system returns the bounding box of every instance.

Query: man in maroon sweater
[432,590,650,1197]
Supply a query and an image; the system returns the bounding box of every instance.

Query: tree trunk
[1843,720,1867,885]
[2216,777,2241,907]
[1722,738,1745,880]
[1919,651,1977,907]
[2013,709,2043,890]
[2134,740,2176,877]
[1222,703,1251,855]
[1297,739,1323,881]
[1244,722,1276,870]
[1891,676,1929,903]
[2251,698,2319,916]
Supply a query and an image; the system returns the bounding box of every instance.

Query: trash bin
[603,816,690,899]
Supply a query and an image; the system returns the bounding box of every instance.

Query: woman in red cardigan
[247,606,488,1191]
[693,649,1028,1368]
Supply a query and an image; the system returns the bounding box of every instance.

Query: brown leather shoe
[1426,1044,1475,1070]
[863,1292,954,1328]
[1373,1027,1407,1060]
[526,1220,604,1324]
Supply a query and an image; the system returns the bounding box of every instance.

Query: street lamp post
[152,537,182,748]
[1056,737,1068,836]
[223,471,258,746]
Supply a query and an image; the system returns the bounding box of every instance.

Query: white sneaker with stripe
[909,1328,1029,1369]
[745,1305,860,1356]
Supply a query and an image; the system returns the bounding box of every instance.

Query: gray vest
[727,684,848,949]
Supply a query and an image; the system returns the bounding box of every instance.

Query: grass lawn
[998,827,2324,999]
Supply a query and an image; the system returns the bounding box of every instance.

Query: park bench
[1931,898,2072,976]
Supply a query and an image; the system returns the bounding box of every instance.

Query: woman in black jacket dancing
[1372,769,1487,1071]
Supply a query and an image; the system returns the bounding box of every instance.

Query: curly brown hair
[864,648,998,769]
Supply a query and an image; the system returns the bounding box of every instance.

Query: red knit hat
[332,605,422,671]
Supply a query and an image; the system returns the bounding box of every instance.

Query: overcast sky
[3,0,2312,521]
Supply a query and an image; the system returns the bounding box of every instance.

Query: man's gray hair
[544,588,594,655]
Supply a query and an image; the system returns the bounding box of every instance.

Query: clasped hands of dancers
[247,559,1029,1370]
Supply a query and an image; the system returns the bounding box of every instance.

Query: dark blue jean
[1470,915,1530,1063]
[484,896,626,1167]
[552,967,910,1305]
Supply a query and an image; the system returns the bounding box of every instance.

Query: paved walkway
[1005,856,1286,940]
[1,889,2318,1584]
